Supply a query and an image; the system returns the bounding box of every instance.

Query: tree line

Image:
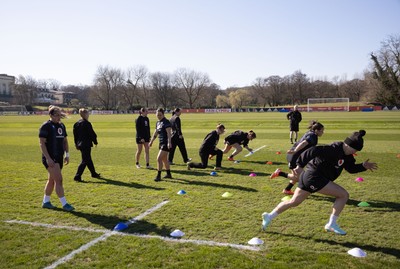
[12,35,399,110]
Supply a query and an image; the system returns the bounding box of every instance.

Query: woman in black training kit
[73,108,101,182]
[168,108,191,164]
[287,105,302,144]
[187,123,225,170]
[222,130,256,161]
[270,120,325,195]
[135,107,151,169]
[262,130,377,235]
[149,108,172,181]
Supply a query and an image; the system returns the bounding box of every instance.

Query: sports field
[1,111,399,268]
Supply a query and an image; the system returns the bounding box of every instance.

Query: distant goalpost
[307,98,350,112]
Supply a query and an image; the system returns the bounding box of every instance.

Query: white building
[0,74,15,104]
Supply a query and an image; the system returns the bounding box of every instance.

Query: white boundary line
[244,145,266,157]
[18,200,169,269]
[5,220,260,252]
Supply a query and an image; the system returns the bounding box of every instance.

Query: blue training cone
[177,190,186,195]
[113,222,128,231]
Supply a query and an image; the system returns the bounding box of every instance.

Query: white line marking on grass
[6,200,170,269]
[5,220,260,252]
[244,145,266,157]
[43,232,114,269]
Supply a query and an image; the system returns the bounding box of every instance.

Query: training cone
[397,154,400,158]
[113,222,128,231]
[358,201,370,207]
[355,177,364,182]
[248,237,264,245]
[177,190,186,195]
[170,229,185,237]
[249,172,257,177]
[347,247,367,257]
[210,171,217,176]
[266,161,273,165]
[234,160,241,163]
[281,196,291,202]
[276,151,281,155]
[222,192,233,198]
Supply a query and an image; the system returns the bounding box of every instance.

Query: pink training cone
[249,172,257,177]
[355,177,364,182]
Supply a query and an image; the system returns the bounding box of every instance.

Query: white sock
[269,211,279,220]
[59,197,67,206]
[327,214,338,226]
[43,195,51,203]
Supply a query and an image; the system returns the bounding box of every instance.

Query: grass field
[1,111,400,268]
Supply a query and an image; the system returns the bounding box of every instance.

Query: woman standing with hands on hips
[149,108,173,182]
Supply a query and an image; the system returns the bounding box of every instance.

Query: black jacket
[135,115,150,140]
[199,130,220,153]
[170,115,182,138]
[73,119,97,149]
[296,142,366,181]
[287,110,302,123]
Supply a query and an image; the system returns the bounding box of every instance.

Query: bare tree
[125,65,149,110]
[149,72,175,108]
[251,77,270,107]
[173,68,211,108]
[370,35,400,105]
[13,75,37,106]
[92,65,125,110]
[338,79,366,101]
[289,70,310,103]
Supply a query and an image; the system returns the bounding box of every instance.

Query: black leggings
[75,147,96,177]
[189,149,223,169]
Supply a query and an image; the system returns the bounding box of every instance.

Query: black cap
[344,130,366,151]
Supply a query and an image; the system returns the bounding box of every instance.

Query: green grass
[1,111,400,268]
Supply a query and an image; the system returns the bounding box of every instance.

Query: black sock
[136,162,139,165]
[279,172,288,178]
[285,183,294,191]
[229,155,233,158]
[157,171,161,177]
[146,163,149,166]
[166,169,171,176]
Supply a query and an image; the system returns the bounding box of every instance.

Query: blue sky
[1,0,399,88]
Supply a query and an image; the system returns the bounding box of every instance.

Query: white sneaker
[146,165,152,169]
[136,164,141,169]
[261,212,272,231]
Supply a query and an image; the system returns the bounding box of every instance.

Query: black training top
[73,119,97,149]
[39,120,67,159]
[135,115,151,140]
[156,117,171,145]
[290,131,318,152]
[199,130,220,153]
[169,115,182,137]
[225,130,249,147]
[296,141,366,181]
[287,110,302,123]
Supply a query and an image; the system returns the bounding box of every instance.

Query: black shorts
[298,171,330,193]
[136,138,150,144]
[42,156,64,170]
[290,122,299,132]
[159,144,170,152]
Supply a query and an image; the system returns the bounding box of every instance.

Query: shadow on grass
[268,231,400,259]
[125,220,174,237]
[80,177,165,191]
[163,177,258,192]
[309,195,400,212]
[68,210,128,230]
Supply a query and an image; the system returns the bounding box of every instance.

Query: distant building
[35,88,76,105]
[0,74,15,104]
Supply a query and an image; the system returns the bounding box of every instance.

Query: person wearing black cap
[187,123,225,170]
[261,130,377,235]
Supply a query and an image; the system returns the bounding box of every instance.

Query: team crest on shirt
[58,128,63,135]
[337,159,344,166]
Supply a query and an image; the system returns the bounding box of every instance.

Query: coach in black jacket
[261,130,377,235]
[73,108,100,182]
